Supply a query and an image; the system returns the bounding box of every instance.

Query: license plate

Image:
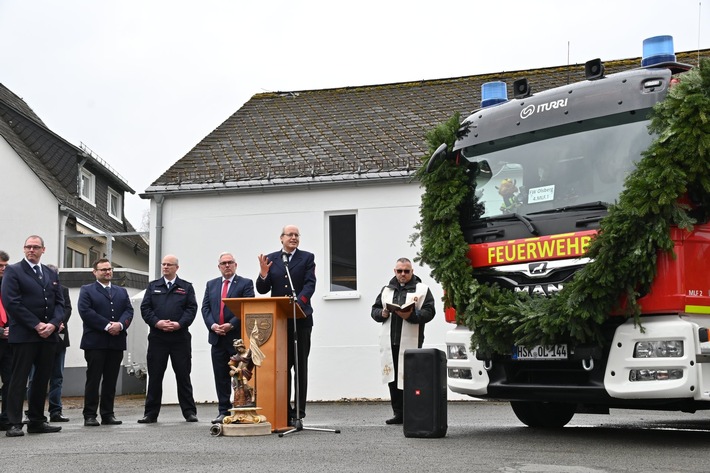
[512,344,568,360]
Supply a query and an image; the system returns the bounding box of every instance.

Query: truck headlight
[633,340,683,358]
[447,343,468,360]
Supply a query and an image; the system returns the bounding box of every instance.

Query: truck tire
[510,401,575,428]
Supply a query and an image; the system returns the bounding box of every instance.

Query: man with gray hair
[201,252,254,424]
[371,257,436,425]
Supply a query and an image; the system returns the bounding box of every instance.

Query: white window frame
[80,169,96,205]
[107,187,122,221]
[322,211,360,300]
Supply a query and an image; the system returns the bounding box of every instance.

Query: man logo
[529,262,548,274]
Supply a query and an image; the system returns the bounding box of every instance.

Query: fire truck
[439,36,710,427]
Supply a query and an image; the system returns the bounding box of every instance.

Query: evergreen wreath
[414,60,710,355]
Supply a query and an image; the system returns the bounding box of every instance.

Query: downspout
[58,207,69,267]
[153,194,165,279]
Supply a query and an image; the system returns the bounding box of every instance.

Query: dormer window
[80,169,96,205]
[107,187,122,221]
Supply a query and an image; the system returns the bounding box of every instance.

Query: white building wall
[0,138,62,263]
[149,180,469,404]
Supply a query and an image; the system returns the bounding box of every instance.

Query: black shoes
[84,417,100,427]
[185,414,199,422]
[50,413,70,422]
[102,416,123,425]
[385,415,403,425]
[211,414,226,424]
[137,416,157,424]
[6,425,24,437]
[27,422,62,433]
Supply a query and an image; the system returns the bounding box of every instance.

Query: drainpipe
[58,207,69,267]
[153,194,165,279]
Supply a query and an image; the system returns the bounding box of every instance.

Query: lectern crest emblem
[245,314,272,346]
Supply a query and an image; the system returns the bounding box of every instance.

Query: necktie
[34,265,42,279]
[167,281,173,290]
[219,279,229,325]
[105,285,112,299]
[0,297,6,326]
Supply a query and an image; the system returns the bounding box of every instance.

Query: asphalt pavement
[4,396,710,473]
[0,395,489,472]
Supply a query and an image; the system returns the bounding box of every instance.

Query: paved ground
[4,396,710,473]
[0,395,490,472]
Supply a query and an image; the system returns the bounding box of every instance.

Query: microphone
[281,252,290,266]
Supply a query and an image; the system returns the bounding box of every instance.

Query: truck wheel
[510,401,575,428]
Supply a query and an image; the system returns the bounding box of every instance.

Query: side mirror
[425,143,449,174]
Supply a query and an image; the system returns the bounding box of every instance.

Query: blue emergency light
[481,81,508,108]
[641,35,676,67]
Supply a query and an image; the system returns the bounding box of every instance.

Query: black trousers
[211,335,237,415]
[6,342,57,425]
[83,349,124,419]
[287,325,311,420]
[0,340,13,424]
[144,336,196,418]
[388,343,403,417]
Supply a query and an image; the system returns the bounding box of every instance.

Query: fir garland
[415,60,710,355]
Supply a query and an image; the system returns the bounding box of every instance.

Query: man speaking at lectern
[256,225,316,425]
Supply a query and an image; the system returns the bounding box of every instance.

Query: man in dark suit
[202,252,255,424]
[0,250,12,432]
[257,225,316,423]
[25,264,72,423]
[1,235,64,437]
[138,254,198,423]
[78,258,134,427]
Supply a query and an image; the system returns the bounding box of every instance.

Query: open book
[386,301,416,312]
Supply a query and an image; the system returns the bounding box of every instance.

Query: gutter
[140,170,416,198]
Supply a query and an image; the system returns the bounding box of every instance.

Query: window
[328,213,357,291]
[89,248,100,266]
[65,247,86,268]
[80,169,95,205]
[107,187,122,221]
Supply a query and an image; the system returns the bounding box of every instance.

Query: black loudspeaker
[584,58,605,80]
[403,348,447,438]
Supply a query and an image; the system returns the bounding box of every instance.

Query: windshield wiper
[526,201,610,216]
[482,212,538,235]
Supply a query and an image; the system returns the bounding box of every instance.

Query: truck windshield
[460,116,652,219]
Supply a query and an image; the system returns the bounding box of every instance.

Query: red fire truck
[440,36,710,427]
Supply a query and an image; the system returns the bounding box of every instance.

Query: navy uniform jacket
[0,260,64,344]
[57,285,72,348]
[78,282,134,351]
[141,276,197,340]
[201,275,255,345]
[256,249,316,328]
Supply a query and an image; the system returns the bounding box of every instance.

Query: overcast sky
[1,0,708,227]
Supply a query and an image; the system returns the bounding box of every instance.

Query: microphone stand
[278,253,340,437]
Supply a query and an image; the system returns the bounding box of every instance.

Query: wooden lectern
[223,297,305,432]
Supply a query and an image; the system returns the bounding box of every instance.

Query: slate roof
[0,84,148,254]
[146,49,710,195]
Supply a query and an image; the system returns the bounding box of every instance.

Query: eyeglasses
[219,261,236,266]
[282,233,300,238]
[161,263,177,267]
[396,269,412,274]
[24,245,43,250]
[96,268,113,272]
